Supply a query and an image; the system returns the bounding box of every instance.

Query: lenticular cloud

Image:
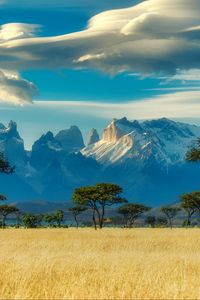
[0,0,200,77]
[0,70,38,105]
[1,0,200,105]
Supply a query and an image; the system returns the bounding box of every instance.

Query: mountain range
[0,118,200,206]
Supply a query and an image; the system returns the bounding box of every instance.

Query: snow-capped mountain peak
[82,117,200,166]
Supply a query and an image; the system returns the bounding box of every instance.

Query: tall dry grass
[0,228,200,299]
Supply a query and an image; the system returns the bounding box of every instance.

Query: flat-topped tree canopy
[118,203,150,227]
[72,183,127,229]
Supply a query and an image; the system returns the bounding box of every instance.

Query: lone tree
[180,193,198,226]
[118,203,150,228]
[72,183,126,229]
[186,138,200,162]
[0,205,19,228]
[69,206,87,228]
[160,206,181,229]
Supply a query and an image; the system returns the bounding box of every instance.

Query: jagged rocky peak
[36,131,54,144]
[32,131,62,151]
[0,120,20,139]
[7,120,17,132]
[30,131,62,169]
[0,120,26,165]
[86,128,100,146]
[102,117,142,143]
[103,118,128,143]
[55,125,85,153]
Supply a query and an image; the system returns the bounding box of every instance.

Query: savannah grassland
[1,229,200,300]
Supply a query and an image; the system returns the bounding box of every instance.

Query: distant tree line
[1,138,200,229]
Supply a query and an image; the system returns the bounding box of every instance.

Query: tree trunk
[128,216,135,228]
[95,208,101,228]
[187,213,191,226]
[92,209,97,230]
[99,206,105,229]
[74,214,79,229]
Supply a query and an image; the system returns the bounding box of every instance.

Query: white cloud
[0,23,40,105]
[0,70,38,105]
[0,0,200,77]
[1,1,200,105]
[172,69,200,82]
[0,23,41,42]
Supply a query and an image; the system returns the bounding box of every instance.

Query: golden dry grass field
[1,228,200,300]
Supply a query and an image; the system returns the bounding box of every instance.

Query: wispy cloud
[146,87,200,92]
[172,69,200,82]
[34,91,200,120]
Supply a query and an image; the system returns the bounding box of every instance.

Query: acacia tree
[22,214,38,228]
[181,192,200,219]
[72,183,126,229]
[0,205,19,228]
[118,203,150,227]
[95,183,127,228]
[181,193,197,226]
[43,210,64,227]
[55,210,64,227]
[43,214,56,227]
[72,186,98,229]
[160,206,181,229]
[69,206,86,228]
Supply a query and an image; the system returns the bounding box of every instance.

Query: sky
[1,0,200,148]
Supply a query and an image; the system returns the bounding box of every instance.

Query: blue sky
[0,0,200,148]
